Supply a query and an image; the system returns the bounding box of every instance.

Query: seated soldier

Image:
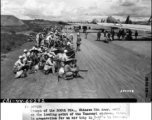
[14,56,27,74]
[31,45,38,51]
[69,34,74,42]
[39,54,48,70]
[48,47,56,56]
[62,39,66,46]
[58,61,65,79]
[37,46,43,53]
[43,55,56,74]
[69,34,74,41]
[22,49,32,67]
[44,50,54,59]
[67,40,71,46]
[40,45,45,52]
[22,57,31,71]
[70,59,80,77]
[63,59,80,80]
[69,36,74,49]
[66,40,73,50]
[30,50,39,66]
[40,39,45,46]
[61,50,69,62]
[54,49,67,67]
[22,49,28,59]
[26,51,32,69]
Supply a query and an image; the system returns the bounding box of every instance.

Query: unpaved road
[1,30,151,101]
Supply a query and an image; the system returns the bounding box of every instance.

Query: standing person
[119,29,122,40]
[125,30,129,39]
[129,30,132,40]
[39,33,43,47]
[104,30,106,37]
[85,32,88,39]
[79,26,81,30]
[117,30,121,40]
[135,30,138,40]
[83,26,87,33]
[121,29,125,41]
[97,31,101,41]
[69,34,74,49]
[111,29,115,40]
[36,33,40,47]
[76,35,82,52]
[104,30,107,41]
[123,30,126,40]
[107,32,111,41]
[83,26,85,33]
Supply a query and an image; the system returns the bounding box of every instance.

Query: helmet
[64,50,68,53]
[27,52,30,56]
[19,56,23,59]
[24,49,28,53]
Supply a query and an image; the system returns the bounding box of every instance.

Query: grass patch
[1,26,27,33]
[1,54,7,61]
[1,21,62,54]
[1,33,29,53]
[1,54,7,58]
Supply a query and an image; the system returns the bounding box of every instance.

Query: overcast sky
[1,0,151,21]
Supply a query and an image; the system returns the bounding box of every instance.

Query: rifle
[78,70,88,72]
[68,52,75,58]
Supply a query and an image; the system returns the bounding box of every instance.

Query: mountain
[1,15,25,26]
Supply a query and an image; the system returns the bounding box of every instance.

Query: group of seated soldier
[13,26,80,80]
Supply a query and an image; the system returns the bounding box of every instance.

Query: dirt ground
[1,29,151,101]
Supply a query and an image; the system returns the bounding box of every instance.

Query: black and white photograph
[1,0,151,101]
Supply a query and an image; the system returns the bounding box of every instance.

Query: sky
[1,0,151,21]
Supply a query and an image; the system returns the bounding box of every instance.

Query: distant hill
[30,20,50,25]
[1,15,25,26]
[22,20,61,28]
[29,20,59,25]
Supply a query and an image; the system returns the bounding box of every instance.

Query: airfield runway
[1,29,151,101]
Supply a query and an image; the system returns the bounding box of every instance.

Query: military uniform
[97,31,101,41]
[44,57,55,74]
[76,37,81,51]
